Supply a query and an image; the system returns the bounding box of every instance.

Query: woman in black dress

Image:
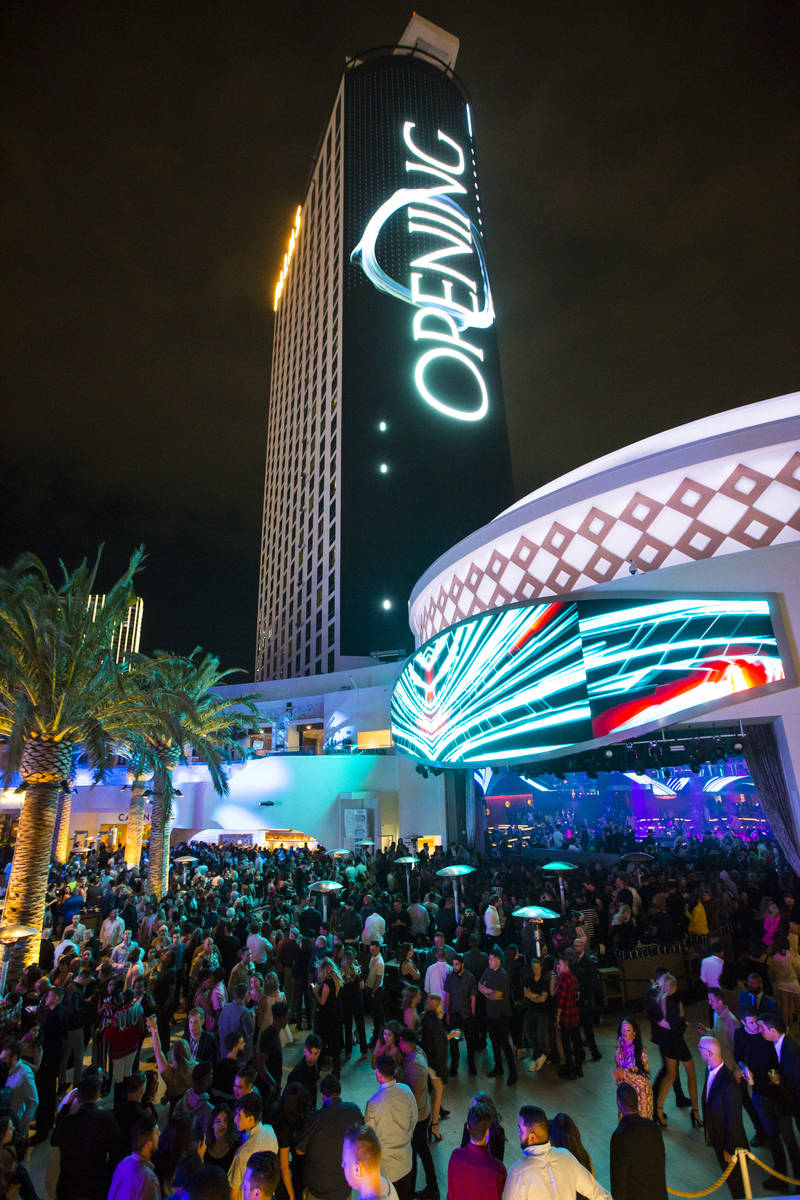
[654,973,701,1129]
[312,958,343,1075]
[421,994,449,1141]
[339,950,367,1060]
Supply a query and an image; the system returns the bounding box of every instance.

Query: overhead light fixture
[378,462,389,474]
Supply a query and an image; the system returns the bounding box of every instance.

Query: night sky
[2,0,798,675]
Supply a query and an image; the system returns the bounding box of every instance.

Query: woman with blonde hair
[256,971,286,1037]
[313,958,343,1074]
[340,949,367,1060]
[147,1017,196,1111]
[654,973,701,1129]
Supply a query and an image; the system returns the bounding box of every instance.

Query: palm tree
[121,752,153,870]
[0,548,147,977]
[121,650,258,899]
[51,756,77,866]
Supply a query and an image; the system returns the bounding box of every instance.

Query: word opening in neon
[351,118,494,422]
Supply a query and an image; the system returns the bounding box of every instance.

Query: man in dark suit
[758,1011,800,1189]
[699,1037,748,1198]
[186,1006,219,1065]
[738,973,777,1017]
[610,1082,668,1200]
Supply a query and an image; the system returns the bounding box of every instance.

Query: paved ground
[24,997,796,1198]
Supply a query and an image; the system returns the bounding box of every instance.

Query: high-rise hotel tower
[256,15,512,681]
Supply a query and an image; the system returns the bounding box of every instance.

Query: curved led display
[390,596,786,766]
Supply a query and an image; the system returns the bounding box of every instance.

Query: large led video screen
[390,596,786,765]
[340,53,512,657]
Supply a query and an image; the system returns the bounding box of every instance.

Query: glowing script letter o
[414,347,489,422]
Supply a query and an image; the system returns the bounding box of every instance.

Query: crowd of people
[0,824,797,1199]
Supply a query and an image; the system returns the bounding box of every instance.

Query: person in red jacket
[105,989,146,1105]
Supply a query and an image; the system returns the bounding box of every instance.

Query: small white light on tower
[378,420,388,432]
[382,598,392,611]
[379,462,389,474]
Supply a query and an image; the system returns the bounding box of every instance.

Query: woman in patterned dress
[612,1017,653,1118]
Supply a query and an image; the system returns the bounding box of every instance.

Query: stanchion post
[738,1148,752,1199]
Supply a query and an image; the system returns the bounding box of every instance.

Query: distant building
[88,594,144,662]
[255,13,512,681]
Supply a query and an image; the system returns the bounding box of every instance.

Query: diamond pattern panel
[411,445,800,644]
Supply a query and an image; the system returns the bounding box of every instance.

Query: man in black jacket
[610,1083,667,1200]
[757,1011,800,1188]
[731,1007,767,1145]
[52,1071,122,1200]
[30,986,67,1144]
[295,1075,363,1200]
[699,1037,747,1198]
[572,941,601,1062]
[186,1006,219,1065]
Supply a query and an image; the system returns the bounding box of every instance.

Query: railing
[668,1146,799,1197]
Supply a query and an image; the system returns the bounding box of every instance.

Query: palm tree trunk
[147,768,172,899]
[125,782,146,869]
[1,781,59,980]
[1,736,73,985]
[52,789,72,865]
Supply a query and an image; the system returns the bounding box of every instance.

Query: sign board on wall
[344,808,369,840]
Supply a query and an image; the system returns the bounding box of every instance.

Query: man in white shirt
[700,942,725,992]
[242,1150,280,1200]
[365,941,385,1045]
[228,1092,278,1200]
[503,1105,611,1200]
[363,910,386,946]
[246,921,273,967]
[343,1122,400,1200]
[365,1054,418,1198]
[53,927,80,965]
[484,898,502,940]
[110,929,138,971]
[423,948,451,1000]
[100,907,125,949]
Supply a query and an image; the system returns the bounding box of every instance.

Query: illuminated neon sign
[273,206,302,310]
[390,596,786,766]
[351,117,494,422]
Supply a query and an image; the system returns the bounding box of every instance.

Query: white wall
[29,750,444,849]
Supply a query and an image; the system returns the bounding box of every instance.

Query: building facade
[88,594,144,662]
[256,16,512,681]
[391,393,800,828]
